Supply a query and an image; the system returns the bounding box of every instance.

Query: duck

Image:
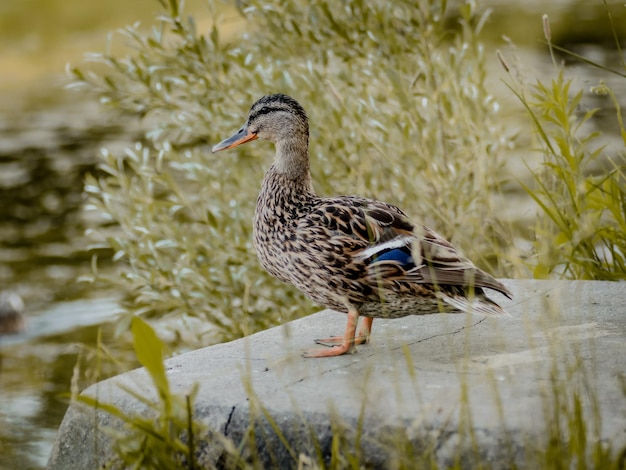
[212,94,512,358]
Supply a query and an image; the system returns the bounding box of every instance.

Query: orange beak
[212,125,258,153]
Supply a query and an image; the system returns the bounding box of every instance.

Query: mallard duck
[213,94,512,358]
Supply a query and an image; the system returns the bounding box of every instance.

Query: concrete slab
[47,280,626,469]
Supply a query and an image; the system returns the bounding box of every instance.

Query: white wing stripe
[357,236,413,260]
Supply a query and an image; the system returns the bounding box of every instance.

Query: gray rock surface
[47,280,626,469]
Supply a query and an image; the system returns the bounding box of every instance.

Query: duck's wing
[412,226,512,298]
[299,197,511,299]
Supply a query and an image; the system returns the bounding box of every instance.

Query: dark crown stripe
[248,94,308,124]
[249,106,295,122]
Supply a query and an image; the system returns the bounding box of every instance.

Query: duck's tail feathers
[438,292,510,316]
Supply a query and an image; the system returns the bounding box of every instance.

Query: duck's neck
[256,140,316,220]
[268,138,315,196]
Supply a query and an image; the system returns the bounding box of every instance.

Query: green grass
[500,8,626,280]
[74,318,205,469]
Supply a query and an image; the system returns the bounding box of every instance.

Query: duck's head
[212,94,309,153]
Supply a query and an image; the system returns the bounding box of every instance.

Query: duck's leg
[303,307,360,358]
[314,316,373,347]
[358,317,373,343]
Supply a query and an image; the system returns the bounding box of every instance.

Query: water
[0,2,624,468]
[0,298,120,469]
[0,97,139,469]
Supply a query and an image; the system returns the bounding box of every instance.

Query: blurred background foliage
[70,0,519,344]
[68,0,626,346]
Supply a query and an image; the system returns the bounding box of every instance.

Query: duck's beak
[212,125,258,153]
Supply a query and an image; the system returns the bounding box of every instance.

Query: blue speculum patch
[373,248,415,268]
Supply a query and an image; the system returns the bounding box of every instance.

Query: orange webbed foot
[302,311,372,358]
[302,342,356,358]
[314,334,369,347]
[313,317,373,347]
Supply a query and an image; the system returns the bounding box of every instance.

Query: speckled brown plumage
[213,94,512,357]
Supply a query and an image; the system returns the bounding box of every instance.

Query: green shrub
[72,0,512,344]
[502,11,626,280]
